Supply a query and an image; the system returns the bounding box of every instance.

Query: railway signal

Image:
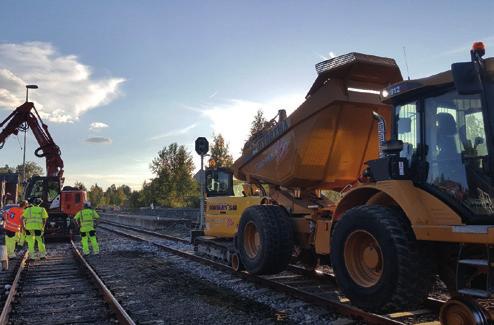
[195,137,209,228]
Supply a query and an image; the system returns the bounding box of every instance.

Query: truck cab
[382,44,494,225]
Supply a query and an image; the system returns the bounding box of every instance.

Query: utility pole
[23,85,38,184]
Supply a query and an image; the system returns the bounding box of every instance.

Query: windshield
[396,89,494,217]
[206,169,234,197]
[424,90,492,215]
[27,179,44,200]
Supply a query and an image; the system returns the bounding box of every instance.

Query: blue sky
[0,1,493,189]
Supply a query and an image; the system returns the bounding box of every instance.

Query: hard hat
[84,201,92,208]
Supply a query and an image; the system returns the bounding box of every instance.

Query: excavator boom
[0,102,64,178]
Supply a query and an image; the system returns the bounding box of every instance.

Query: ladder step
[458,288,491,298]
[458,259,489,266]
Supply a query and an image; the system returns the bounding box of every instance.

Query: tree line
[86,109,271,209]
[1,109,272,209]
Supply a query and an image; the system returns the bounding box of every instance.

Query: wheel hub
[244,221,261,259]
[362,246,379,269]
[440,297,489,325]
[344,230,383,288]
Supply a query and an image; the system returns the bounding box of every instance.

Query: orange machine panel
[61,190,87,216]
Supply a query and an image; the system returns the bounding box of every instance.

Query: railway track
[0,241,135,325]
[99,220,444,325]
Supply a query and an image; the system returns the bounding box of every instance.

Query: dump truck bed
[233,53,402,191]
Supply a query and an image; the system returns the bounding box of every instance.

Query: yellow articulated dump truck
[193,42,494,323]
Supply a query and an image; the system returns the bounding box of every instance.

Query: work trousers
[25,229,46,259]
[81,230,99,255]
[5,230,17,258]
[18,231,25,247]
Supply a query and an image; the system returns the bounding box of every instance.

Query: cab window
[47,180,60,203]
[396,102,419,151]
[206,169,234,197]
[28,179,44,199]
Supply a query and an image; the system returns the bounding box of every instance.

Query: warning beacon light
[471,41,485,59]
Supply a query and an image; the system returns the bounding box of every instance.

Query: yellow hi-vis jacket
[22,206,49,231]
[74,208,100,232]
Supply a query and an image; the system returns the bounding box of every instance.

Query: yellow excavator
[194,42,494,324]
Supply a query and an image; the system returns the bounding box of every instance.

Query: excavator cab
[24,176,61,211]
[24,175,85,238]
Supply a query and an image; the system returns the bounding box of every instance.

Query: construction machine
[0,101,86,238]
[194,42,494,323]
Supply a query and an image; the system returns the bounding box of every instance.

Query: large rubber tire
[238,205,293,275]
[331,205,432,312]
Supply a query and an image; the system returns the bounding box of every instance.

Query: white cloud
[148,123,197,141]
[85,136,112,144]
[195,94,304,158]
[0,42,125,123]
[89,122,109,131]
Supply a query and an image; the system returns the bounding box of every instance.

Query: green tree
[129,191,142,208]
[150,143,198,207]
[116,185,130,207]
[210,133,234,168]
[16,161,44,183]
[104,184,118,206]
[243,109,272,153]
[88,184,104,207]
[0,165,15,173]
[74,181,87,191]
[249,109,268,137]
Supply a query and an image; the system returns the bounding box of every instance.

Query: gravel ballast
[78,229,355,324]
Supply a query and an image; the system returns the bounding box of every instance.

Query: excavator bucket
[233,53,402,190]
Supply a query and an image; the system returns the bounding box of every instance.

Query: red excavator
[0,101,86,238]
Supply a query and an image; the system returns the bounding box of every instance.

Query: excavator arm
[0,102,64,178]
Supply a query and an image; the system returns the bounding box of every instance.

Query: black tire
[331,205,432,312]
[238,205,293,275]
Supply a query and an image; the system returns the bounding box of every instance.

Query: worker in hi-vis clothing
[74,201,100,255]
[22,198,48,260]
[3,200,28,258]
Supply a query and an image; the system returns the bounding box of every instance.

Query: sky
[0,1,493,190]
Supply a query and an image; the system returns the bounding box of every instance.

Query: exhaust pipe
[372,111,386,158]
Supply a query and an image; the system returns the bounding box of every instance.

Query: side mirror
[451,62,482,95]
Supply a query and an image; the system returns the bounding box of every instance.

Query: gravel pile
[84,229,356,324]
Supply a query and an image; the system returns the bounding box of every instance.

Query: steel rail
[70,240,136,325]
[99,224,409,325]
[101,220,446,312]
[0,250,28,325]
[99,220,189,243]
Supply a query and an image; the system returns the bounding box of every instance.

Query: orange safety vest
[3,207,24,232]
